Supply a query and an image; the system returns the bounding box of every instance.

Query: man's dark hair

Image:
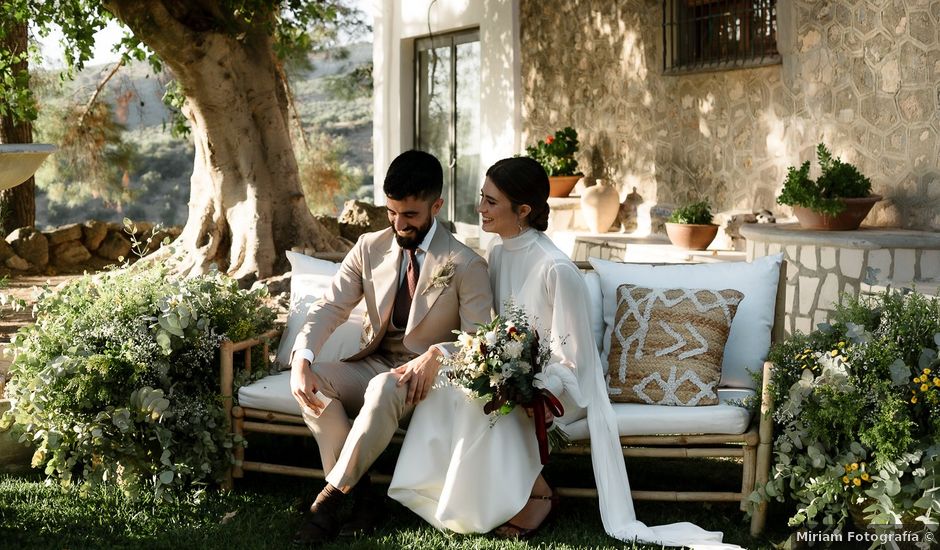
[383,150,443,201]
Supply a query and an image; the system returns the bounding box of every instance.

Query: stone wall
[520,0,940,231]
[742,224,940,335]
[0,222,181,275]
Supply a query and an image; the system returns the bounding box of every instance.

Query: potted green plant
[757,290,940,540]
[664,200,718,250]
[525,126,583,197]
[776,143,881,230]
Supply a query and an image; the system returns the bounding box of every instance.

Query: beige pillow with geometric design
[607,284,744,406]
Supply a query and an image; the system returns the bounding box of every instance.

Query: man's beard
[395,218,433,249]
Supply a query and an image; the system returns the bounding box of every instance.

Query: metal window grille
[663,0,779,74]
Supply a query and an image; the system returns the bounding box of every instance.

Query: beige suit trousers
[301,354,415,490]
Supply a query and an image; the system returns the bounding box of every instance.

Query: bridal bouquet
[443,301,564,463]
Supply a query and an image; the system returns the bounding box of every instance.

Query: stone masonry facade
[520,0,940,231]
[742,224,940,335]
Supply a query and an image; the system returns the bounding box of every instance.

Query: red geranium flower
[545,135,554,144]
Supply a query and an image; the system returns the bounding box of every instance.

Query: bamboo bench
[219,255,785,537]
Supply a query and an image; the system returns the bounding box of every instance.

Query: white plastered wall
[372,0,521,245]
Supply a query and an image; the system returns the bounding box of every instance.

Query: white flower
[503,340,523,359]
[484,331,498,346]
[516,360,532,374]
[489,372,503,386]
[457,333,475,350]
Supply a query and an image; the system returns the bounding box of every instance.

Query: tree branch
[77,58,125,128]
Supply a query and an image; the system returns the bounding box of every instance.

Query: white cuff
[292,348,315,366]
[432,343,451,358]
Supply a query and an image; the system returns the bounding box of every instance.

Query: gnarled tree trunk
[0,19,36,234]
[105,1,349,282]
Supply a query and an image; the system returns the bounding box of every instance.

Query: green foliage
[323,61,373,100]
[34,99,138,207]
[759,290,940,534]
[525,127,581,177]
[667,200,713,224]
[0,265,275,501]
[776,143,873,216]
[297,128,364,216]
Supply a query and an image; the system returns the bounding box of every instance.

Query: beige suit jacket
[292,225,493,362]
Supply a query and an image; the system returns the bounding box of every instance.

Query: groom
[289,150,493,545]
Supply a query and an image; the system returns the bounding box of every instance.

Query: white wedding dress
[388,230,739,548]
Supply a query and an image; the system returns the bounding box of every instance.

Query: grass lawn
[0,446,795,549]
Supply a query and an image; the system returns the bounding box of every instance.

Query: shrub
[759,290,940,536]
[1,266,275,501]
[524,126,582,177]
[776,143,873,216]
[667,200,713,224]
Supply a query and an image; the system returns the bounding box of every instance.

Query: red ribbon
[533,389,564,465]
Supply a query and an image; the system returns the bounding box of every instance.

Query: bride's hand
[393,347,442,405]
[524,405,555,424]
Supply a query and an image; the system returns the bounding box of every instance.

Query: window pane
[454,40,480,227]
[416,45,453,219]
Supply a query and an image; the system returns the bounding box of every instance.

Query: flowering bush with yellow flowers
[756,289,940,540]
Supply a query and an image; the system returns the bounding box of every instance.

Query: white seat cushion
[562,388,755,441]
[589,254,783,390]
[239,371,300,416]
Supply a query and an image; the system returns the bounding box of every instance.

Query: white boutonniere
[425,258,456,294]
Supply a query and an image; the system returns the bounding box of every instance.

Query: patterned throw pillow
[607,284,744,406]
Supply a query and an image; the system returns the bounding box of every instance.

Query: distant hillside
[34,43,373,229]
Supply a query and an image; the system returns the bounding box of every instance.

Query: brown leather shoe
[338,481,387,537]
[292,490,346,546]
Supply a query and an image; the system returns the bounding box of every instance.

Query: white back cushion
[588,254,782,390]
[274,251,365,367]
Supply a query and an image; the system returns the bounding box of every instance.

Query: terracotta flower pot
[548,176,581,198]
[665,223,719,251]
[792,195,882,231]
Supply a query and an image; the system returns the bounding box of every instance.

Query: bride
[388,157,738,548]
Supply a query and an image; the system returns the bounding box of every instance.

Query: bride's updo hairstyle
[485,157,551,231]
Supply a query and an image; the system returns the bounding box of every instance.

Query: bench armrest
[220,328,283,425]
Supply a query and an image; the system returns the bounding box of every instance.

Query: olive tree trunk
[105,1,348,281]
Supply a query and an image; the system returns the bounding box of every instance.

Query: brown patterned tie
[393,248,419,328]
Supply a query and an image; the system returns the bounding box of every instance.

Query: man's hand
[290,355,325,415]
[393,347,443,405]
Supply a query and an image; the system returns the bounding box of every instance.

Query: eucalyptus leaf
[918,348,937,369]
[156,331,172,352]
[158,470,174,484]
[885,477,901,497]
[889,359,911,386]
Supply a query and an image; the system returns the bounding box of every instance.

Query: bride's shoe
[493,489,559,540]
